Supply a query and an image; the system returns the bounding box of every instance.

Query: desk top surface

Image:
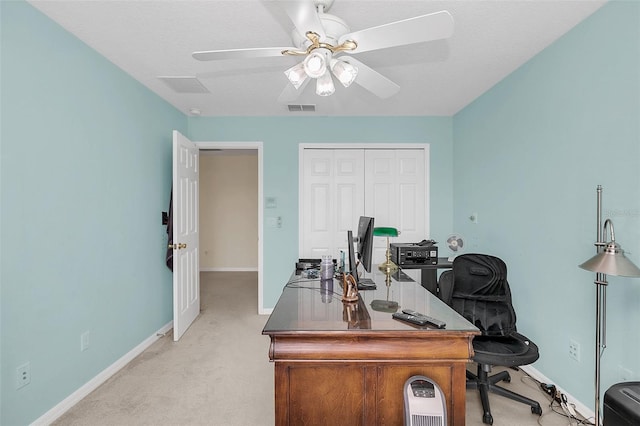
[263,270,478,334]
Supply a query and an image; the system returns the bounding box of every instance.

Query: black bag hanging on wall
[164,189,173,272]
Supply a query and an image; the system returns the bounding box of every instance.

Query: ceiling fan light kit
[192,0,454,100]
[284,62,308,89]
[302,49,329,78]
[284,49,356,95]
[330,58,357,87]
[315,70,335,96]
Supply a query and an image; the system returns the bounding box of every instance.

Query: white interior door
[301,149,364,258]
[172,130,200,341]
[365,149,426,264]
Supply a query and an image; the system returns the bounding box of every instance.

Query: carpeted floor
[54,271,588,426]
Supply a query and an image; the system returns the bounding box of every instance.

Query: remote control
[401,309,446,329]
[392,312,431,326]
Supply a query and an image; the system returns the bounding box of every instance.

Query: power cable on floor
[518,371,594,426]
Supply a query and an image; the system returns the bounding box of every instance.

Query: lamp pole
[594,277,606,426]
[594,185,604,426]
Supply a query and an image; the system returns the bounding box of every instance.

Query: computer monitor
[347,230,358,277]
[346,217,376,290]
[356,216,375,273]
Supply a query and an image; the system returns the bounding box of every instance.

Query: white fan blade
[277,78,310,103]
[339,10,454,54]
[342,57,400,99]
[193,47,295,61]
[282,0,326,40]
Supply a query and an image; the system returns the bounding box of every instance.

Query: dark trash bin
[604,382,640,426]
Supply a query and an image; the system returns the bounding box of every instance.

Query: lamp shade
[315,71,335,96]
[373,227,399,238]
[330,59,358,87]
[303,51,327,79]
[284,62,308,89]
[579,241,640,277]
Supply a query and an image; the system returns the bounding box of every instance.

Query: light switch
[267,216,282,228]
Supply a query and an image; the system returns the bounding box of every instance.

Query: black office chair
[439,254,542,425]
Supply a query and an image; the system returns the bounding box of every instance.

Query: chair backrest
[445,254,517,336]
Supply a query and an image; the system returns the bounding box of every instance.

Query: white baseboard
[521,364,595,423]
[259,307,273,316]
[31,321,174,426]
[200,267,258,272]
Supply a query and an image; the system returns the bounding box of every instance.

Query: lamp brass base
[378,245,398,275]
[378,259,398,275]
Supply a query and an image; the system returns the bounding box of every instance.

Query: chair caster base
[532,404,543,415]
[483,412,493,424]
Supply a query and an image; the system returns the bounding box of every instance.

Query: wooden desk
[263,271,479,426]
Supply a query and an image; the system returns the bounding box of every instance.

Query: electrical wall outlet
[569,339,581,362]
[16,362,31,389]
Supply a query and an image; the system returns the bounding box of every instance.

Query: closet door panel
[332,150,364,257]
[302,150,334,258]
[396,149,425,245]
[301,149,364,259]
[365,149,426,264]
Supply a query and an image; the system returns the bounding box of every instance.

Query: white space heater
[403,375,447,426]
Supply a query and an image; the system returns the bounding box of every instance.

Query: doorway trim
[195,141,265,315]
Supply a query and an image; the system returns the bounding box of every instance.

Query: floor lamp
[578,185,640,426]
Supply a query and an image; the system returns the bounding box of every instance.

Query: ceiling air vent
[157,76,210,93]
[288,104,316,112]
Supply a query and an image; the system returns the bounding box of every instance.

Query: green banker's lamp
[374,227,399,275]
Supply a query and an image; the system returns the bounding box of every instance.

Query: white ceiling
[27,0,606,117]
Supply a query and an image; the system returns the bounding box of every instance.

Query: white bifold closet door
[300,147,427,266]
[364,149,426,264]
[301,149,365,260]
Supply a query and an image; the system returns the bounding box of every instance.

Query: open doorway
[196,142,264,314]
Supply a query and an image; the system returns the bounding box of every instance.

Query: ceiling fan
[192,0,454,100]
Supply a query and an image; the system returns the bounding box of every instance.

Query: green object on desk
[373,227,399,274]
[373,227,399,237]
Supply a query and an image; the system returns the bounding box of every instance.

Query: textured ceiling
[28,0,607,117]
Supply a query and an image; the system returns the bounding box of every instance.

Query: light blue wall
[1,2,187,424]
[188,116,454,308]
[3,0,636,423]
[453,0,640,411]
